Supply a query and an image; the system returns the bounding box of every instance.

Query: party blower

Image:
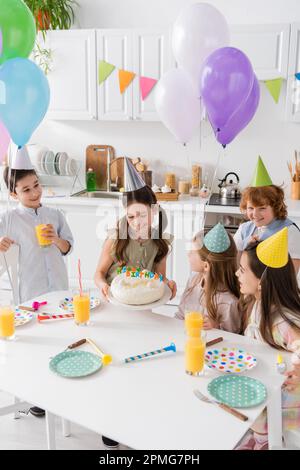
[124,342,176,364]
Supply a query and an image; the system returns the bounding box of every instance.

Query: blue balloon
[0,57,50,146]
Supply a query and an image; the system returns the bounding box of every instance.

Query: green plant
[24,0,78,32]
[32,40,53,75]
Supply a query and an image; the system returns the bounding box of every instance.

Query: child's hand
[41,224,58,243]
[166,280,177,300]
[99,282,110,300]
[283,365,300,392]
[0,237,14,252]
[203,317,218,330]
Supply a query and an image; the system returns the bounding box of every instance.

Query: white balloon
[155,68,201,145]
[172,2,230,96]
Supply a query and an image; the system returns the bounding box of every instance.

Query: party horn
[86,338,112,365]
[38,313,74,322]
[32,300,47,311]
[124,342,176,363]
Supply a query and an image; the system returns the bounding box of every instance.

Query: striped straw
[124,342,176,363]
[78,259,83,296]
[38,313,74,322]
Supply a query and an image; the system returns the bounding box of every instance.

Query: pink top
[176,273,241,333]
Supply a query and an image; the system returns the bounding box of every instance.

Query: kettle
[218,172,241,199]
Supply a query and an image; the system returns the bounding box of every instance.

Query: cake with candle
[110,267,165,305]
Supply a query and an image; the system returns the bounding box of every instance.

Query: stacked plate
[27,145,78,176]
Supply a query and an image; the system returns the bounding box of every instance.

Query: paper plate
[59,296,101,313]
[205,347,257,374]
[14,308,34,327]
[49,350,102,378]
[208,375,267,408]
[107,284,172,310]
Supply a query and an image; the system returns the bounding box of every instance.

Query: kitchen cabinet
[97,28,173,121]
[40,30,97,120]
[286,23,300,122]
[230,24,290,80]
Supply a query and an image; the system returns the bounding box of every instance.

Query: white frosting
[111,270,165,305]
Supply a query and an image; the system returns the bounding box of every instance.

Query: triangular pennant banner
[264,78,283,104]
[98,60,115,84]
[119,69,136,94]
[140,76,157,100]
[295,73,300,81]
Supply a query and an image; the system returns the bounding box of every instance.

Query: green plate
[207,375,267,408]
[49,350,102,378]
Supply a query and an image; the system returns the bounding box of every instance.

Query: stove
[208,193,241,207]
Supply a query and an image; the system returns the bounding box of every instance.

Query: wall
[30,0,300,192]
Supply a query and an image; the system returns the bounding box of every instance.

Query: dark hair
[240,185,287,219]
[241,242,300,349]
[114,185,170,265]
[3,167,38,193]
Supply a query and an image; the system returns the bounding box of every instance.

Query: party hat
[124,157,146,192]
[256,227,288,268]
[251,156,273,187]
[203,223,231,253]
[10,145,34,170]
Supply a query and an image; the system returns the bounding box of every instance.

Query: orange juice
[185,337,205,376]
[35,224,52,247]
[73,294,90,325]
[0,306,15,339]
[185,311,203,337]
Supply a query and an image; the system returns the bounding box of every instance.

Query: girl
[94,184,176,300]
[176,223,241,333]
[236,241,300,450]
[234,185,300,274]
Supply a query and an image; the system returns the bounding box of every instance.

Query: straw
[78,259,83,296]
[124,342,176,363]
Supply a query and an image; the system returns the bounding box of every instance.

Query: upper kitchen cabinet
[230,24,290,80]
[286,23,300,122]
[42,30,97,120]
[97,29,173,121]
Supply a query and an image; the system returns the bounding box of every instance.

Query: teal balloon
[0,0,36,65]
[0,58,50,146]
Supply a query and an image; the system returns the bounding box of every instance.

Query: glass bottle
[86,167,96,192]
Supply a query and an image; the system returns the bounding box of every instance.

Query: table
[0,291,285,450]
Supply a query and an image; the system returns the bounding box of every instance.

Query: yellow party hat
[256,227,288,268]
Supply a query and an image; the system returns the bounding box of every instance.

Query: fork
[193,389,248,421]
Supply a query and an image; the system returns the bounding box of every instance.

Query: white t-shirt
[234,223,300,259]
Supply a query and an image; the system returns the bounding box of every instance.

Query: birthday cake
[111,267,165,305]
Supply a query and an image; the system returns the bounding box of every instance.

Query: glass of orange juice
[73,290,90,326]
[35,224,52,247]
[185,311,204,337]
[185,331,206,376]
[0,305,15,340]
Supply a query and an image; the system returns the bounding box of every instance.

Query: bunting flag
[119,69,135,94]
[98,60,115,84]
[264,78,283,104]
[295,73,300,81]
[140,76,158,100]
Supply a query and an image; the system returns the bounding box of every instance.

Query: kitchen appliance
[208,193,241,207]
[218,172,241,199]
[86,145,115,191]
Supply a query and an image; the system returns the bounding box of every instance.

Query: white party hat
[124,157,146,192]
[11,145,34,170]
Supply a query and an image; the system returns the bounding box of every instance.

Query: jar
[165,173,176,191]
[178,177,190,194]
[191,164,201,188]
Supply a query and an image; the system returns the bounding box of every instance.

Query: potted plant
[24,0,78,32]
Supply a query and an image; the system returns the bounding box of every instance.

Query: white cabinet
[230,24,290,80]
[286,23,300,122]
[42,30,97,120]
[97,29,172,121]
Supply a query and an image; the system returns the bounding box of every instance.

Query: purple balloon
[216,75,260,146]
[201,47,254,129]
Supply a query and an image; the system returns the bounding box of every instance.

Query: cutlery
[287,161,295,181]
[18,305,35,312]
[86,338,112,365]
[206,337,223,347]
[193,389,248,421]
[50,338,87,359]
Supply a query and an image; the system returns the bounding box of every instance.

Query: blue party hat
[203,223,230,253]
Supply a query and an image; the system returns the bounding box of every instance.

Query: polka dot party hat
[256,227,288,268]
[203,223,230,253]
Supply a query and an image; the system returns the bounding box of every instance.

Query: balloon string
[202,146,224,230]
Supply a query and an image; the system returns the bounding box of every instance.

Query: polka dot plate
[14,308,34,327]
[205,347,257,373]
[208,375,267,408]
[49,350,102,378]
[59,297,101,313]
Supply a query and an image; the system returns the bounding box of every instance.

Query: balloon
[216,75,260,146]
[155,68,201,145]
[172,3,229,96]
[0,0,36,65]
[0,120,10,163]
[201,47,254,130]
[0,58,50,147]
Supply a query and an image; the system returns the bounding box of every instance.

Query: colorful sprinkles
[205,347,257,374]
